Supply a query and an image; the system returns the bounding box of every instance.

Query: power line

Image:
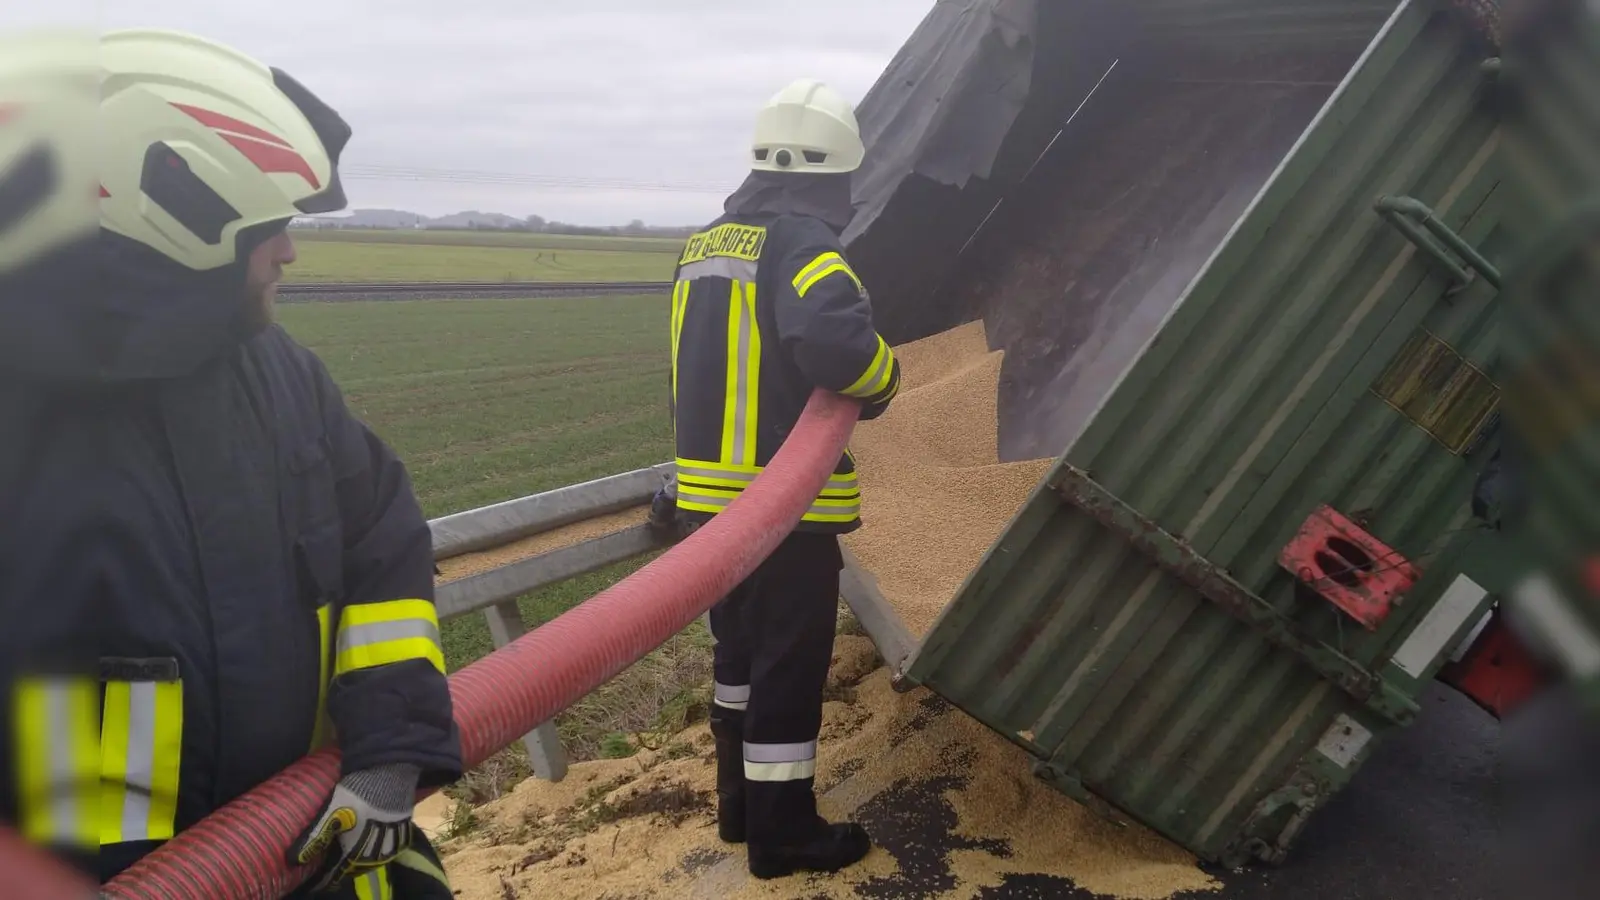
[340,162,739,195]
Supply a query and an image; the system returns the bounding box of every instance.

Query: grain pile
[437,636,1218,900]
[841,321,1054,637]
[435,507,648,582]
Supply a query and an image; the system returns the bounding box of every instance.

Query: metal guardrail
[428,462,917,782]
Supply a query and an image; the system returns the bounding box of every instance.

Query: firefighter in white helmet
[0,28,461,899]
[657,78,899,879]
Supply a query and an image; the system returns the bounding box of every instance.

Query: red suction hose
[102,388,861,900]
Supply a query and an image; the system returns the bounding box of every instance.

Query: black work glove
[289,763,420,894]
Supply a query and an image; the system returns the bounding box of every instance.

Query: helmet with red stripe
[98,28,350,271]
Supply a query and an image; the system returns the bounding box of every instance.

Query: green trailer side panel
[906,0,1507,867]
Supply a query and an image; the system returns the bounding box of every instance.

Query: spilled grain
[842,321,1053,637]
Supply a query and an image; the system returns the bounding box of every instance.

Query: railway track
[277,280,672,301]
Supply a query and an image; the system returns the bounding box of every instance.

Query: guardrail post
[482,600,569,782]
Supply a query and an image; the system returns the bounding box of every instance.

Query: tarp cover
[844,0,1038,242]
[842,0,1384,460]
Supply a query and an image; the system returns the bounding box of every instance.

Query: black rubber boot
[709,714,746,844]
[747,817,872,880]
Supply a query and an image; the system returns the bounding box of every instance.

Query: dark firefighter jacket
[0,233,463,884]
[670,172,901,535]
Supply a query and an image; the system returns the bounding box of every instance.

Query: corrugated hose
[96,388,861,900]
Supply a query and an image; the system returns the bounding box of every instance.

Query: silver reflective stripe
[337,619,441,655]
[744,740,817,763]
[730,284,754,467]
[42,686,81,839]
[808,500,860,519]
[120,683,157,840]
[714,682,750,710]
[677,464,755,483]
[679,257,758,282]
[680,490,733,508]
[743,740,818,782]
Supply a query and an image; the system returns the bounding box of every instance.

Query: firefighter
[0,28,461,899]
[664,78,901,879]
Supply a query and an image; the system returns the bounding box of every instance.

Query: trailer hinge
[1374,194,1503,292]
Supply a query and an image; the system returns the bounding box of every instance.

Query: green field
[279,295,693,769]
[278,295,671,517]
[285,241,679,284]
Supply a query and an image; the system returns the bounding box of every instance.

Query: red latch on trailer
[1280,505,1420,631]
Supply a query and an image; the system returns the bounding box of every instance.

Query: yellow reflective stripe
[720,281,741,464]
[677,459,857,496]
[676,457,760,475]
[796,263,863,299]
[394,847,451,888]
[719,280,759,467]
[792,252,864,299]
[310,603,333,751]
[98,683,129,844]
[744,282,761,467]
[354,866,392,900]
[678,482,741,501]
[842,335,896,398]
[670,279,689,407]
[790,252,838,288]
[100,680,182,844]
[680,483,860,523]
[336,599,446,676]
[145,682,182,842]
[15,677,98,847]
[678,472,753,490]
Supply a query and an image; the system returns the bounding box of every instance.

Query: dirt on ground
[438,637,1218,900]
[841,320,1054,638]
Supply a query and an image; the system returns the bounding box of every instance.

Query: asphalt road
[1180,682,1500,900]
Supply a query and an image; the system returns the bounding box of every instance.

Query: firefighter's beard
[241,231,293,330]
[244,279,278,330]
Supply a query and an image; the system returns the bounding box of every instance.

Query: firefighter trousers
[707,531,842,847]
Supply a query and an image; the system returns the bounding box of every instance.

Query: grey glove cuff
[340,762,421,813]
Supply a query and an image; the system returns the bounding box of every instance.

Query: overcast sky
[5,1,934,225]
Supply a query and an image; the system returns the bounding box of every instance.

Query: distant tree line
[294,213,698,239]
[519,216,697,238]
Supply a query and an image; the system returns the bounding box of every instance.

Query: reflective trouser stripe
[353,865,392,900]
[311,603,333,751]
[743,740,818,782]
[792,252,863,297]
[100,680,182,844]
[713,682,750,711]
[720,280,760,467]
[13,677,99,847]
[841,334,897,399]
[336,599,446,675]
